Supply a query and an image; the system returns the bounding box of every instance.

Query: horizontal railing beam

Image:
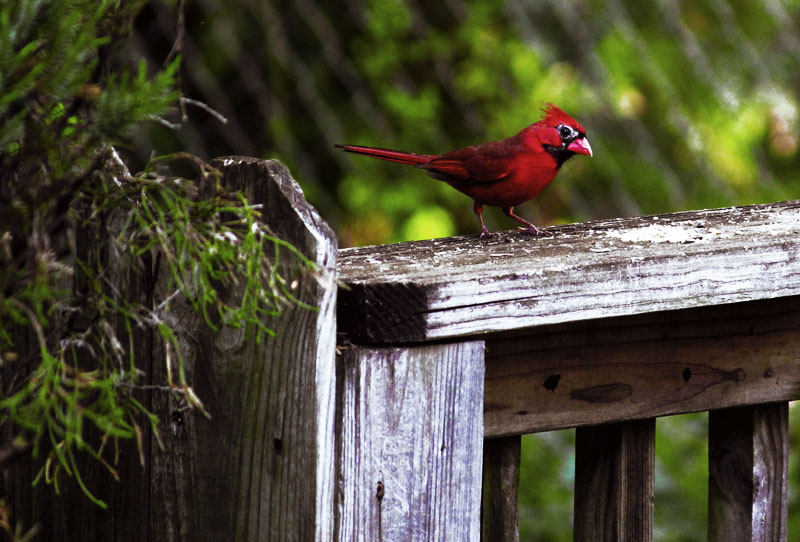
[483,296,800,437]
[338,200,800,344]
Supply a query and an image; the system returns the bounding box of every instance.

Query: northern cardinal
[337,103,592,238]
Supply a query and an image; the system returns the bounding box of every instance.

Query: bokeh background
[130,1,800,539]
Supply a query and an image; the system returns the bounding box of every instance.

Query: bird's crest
[540,103,585,133]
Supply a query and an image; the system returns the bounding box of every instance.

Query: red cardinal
[337,103,592,238]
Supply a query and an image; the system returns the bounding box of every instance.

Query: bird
[336,103,592,238]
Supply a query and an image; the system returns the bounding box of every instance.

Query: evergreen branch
[0,0,320,509]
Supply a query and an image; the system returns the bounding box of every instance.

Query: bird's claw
[531,228,553,237]
[517,225,552,237]
[480,228,495,239]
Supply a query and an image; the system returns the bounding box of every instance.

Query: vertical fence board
[1,200,156,541]
[574,418,655,542]
[148,158,337,541]
[481,436,521,542]
[336,341,485,542]
[709,403,789,542]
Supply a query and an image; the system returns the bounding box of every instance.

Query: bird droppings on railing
[603,223,727,244]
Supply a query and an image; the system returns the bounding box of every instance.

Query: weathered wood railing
[337,195,800,542]
[7,158,800,541]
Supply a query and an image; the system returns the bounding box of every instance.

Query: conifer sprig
[0,0,315,507]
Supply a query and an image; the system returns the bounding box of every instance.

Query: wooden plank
[708,403,789,542]
[3,202,156,541]
[149,158,338,541]
[481,436,521,542]
[483,297,800,437]
[338,200,800,344]
[574,419,655,542]
[335,341,485,542]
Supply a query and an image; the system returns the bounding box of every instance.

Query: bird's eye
[558,125,573,139]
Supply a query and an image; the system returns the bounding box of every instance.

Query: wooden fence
[8,157,800,541]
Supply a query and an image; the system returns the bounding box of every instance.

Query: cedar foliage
[0,0,313,508]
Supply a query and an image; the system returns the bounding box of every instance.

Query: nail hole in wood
[543,374,561,392]
[376,480,385,500]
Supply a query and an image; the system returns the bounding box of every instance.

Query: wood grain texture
[149,158,338,541]
[574,419,655,542]
[708,403,789,542]
[338,200,800,344]
[3,207,156,541]
[483,297,800,437]
[481,437,520,542]
[335,342,485,542]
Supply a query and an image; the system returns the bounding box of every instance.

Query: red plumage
[337,103,592,238]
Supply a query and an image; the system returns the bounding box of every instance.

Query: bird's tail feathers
[335,144,434,165]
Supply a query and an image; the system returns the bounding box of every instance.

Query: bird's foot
[519,225,553,237]
[480,228,496,239]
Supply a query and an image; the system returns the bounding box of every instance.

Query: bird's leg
[503,207,553,237]
[474,201,494,238]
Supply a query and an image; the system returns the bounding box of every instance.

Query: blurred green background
[130,0,800,539]
[133,0,800,247]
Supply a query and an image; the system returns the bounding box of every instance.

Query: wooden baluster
[708,403,789,542]
[574,418,655,542]
[481,436,521,542]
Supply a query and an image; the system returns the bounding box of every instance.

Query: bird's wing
[418,139,521,185]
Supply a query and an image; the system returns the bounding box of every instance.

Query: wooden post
[335,342,485,542]
[481,436,521,542]
[148,158,337,541]
[708,403,789,542]
[5,158,338,540]
[574,418,655,542]
[2,180,157,541]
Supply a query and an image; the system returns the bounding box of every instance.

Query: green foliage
[95,58,181,137]
[0,0,314,507]
[519,431,574,541]
[654,414,708,542]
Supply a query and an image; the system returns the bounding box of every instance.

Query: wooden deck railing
[9,157,800,541]
[337,193,800,542]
